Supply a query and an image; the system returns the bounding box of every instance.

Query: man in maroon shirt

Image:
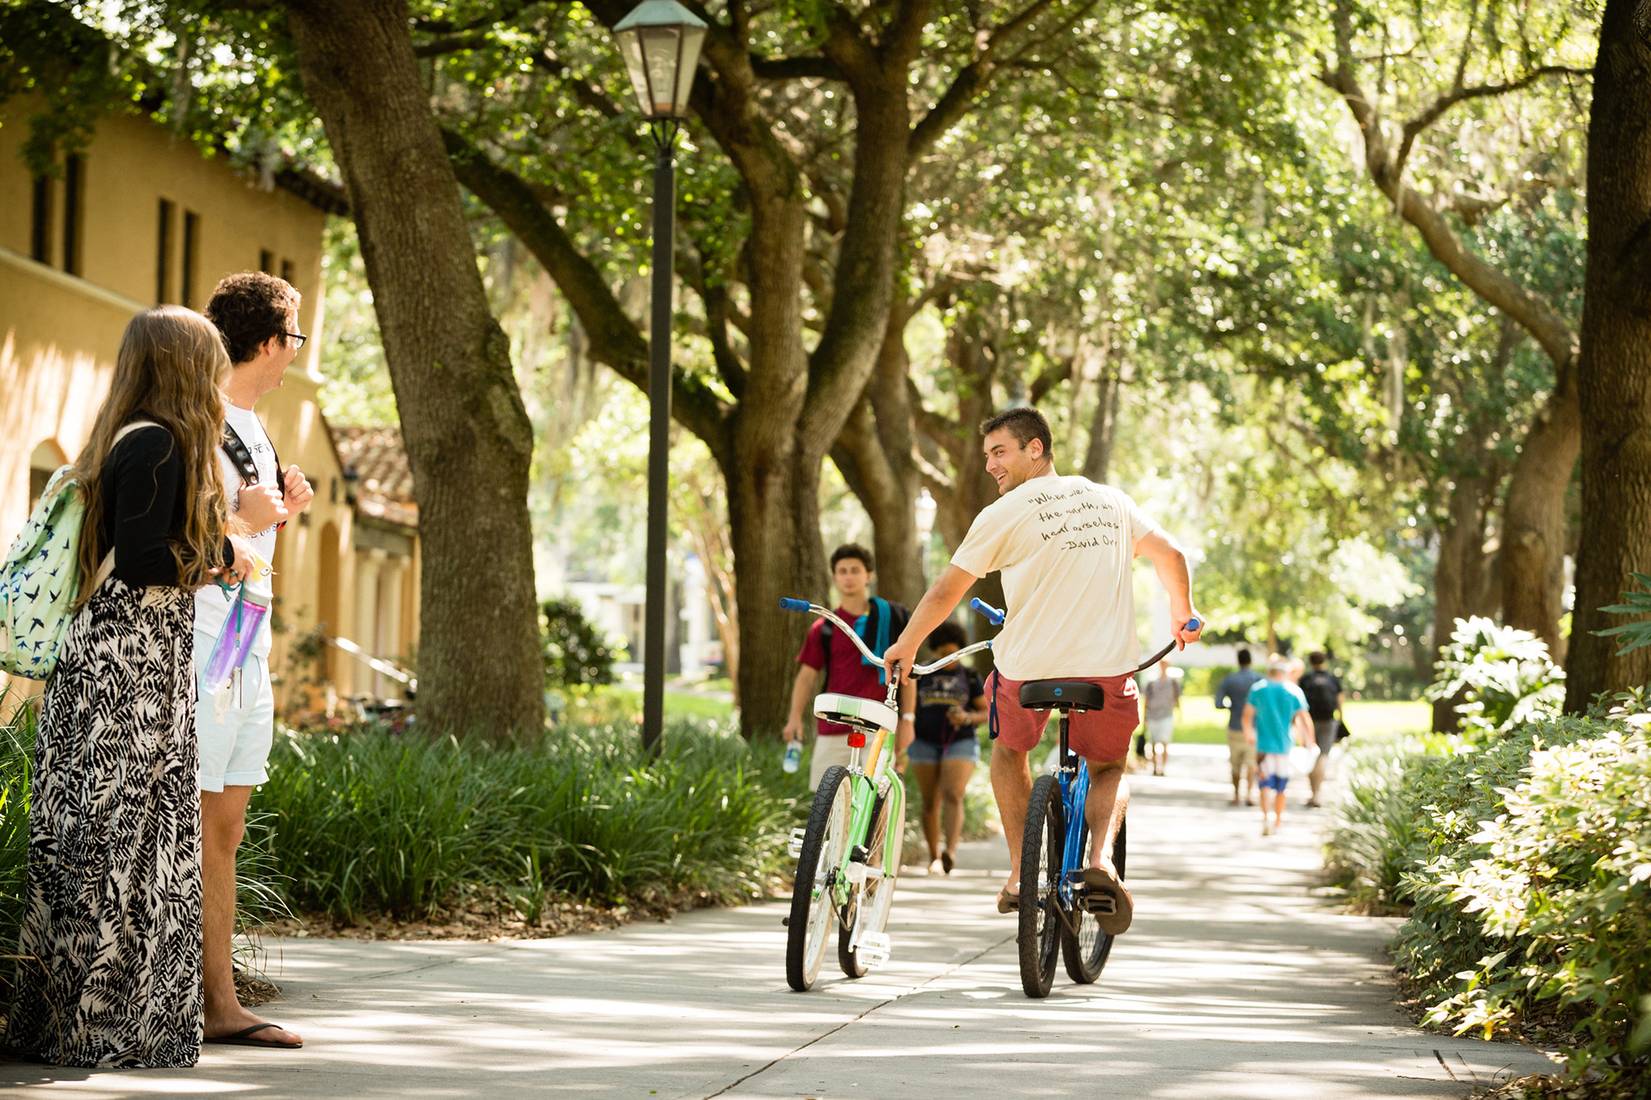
[782,544,916,787]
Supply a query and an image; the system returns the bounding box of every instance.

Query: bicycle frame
[1054,716,1089,921]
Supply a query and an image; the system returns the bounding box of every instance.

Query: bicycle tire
[1017,773,1063,999]
[786,766,853,992]
[1061,814,1126,984]
[839,779,906,978]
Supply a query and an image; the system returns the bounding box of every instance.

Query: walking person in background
[7,307,251,1067]
[783,544,916,788]
[910,621,985,875]
[1141,659,1181,776]
[196,273,314,1050]
[1300,651,1346,809]
[1216,649,1263,805]
[1243,655,1312,837]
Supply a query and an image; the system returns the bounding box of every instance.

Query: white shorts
[193,628,275,792]
[809,734,855,789]
[1146,716,1175,745]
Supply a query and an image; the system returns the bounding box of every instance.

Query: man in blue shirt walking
[1215,649,1264,806]
[1243,655,1312,836]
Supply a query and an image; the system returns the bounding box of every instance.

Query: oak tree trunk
[726,444,826,738]
[1499,385,1581,659]
[832,299,924,605]
[285,0,543,736]
[1566,0,1651,710]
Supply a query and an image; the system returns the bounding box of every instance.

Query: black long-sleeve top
[97,423,233,587]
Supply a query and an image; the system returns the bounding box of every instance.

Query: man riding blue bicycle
[881,407,1203,935]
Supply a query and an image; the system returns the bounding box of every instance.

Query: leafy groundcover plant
[1327,700,1651,1092]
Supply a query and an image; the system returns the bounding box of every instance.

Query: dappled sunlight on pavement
[0,744,1555,1098]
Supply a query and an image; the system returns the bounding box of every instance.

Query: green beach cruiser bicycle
[778,596,995,992]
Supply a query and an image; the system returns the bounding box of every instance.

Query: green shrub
[1425,616,1565,741]
[1404,716,1651,1084]
[1325,700,1651,1088]
[541,597,619,690]
[254,719,798,922]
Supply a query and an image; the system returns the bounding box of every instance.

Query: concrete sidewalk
[1,744,1555,1098]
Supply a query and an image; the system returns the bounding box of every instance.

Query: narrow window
[181,210,199,308]
[280,258,294,287]
[30,175,52,264]
[156,199,175,303]
[259,248,273,273]
[61,154,84,276]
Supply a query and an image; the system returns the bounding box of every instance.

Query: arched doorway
[28,439,67,510]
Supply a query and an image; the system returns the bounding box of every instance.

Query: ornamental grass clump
[0,700,31,1010]
[254,719,799,923]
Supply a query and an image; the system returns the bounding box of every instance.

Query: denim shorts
[906,736,981,765]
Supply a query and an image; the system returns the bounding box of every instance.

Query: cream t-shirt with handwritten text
[950,473,1161,680]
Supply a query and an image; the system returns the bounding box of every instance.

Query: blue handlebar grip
[778,597,811,612]
[1185,617,1202,632]
[970,597,1006,625]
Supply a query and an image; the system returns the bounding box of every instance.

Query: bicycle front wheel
[787,766,853,992]
[1018,773,1063,999]
[1061,814,1125,984]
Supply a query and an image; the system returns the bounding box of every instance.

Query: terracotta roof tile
[331,426,418,528]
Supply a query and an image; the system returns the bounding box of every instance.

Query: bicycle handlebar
[970,597,1005,625]
[778,598,991,676]
[780,597,1200,679]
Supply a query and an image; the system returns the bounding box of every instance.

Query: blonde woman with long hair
[7,306,251,1068]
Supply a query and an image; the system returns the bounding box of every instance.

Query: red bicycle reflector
[846,731,867,748]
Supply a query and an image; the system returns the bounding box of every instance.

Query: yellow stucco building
[1,101,420,711]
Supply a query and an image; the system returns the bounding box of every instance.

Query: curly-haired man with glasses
[196,271,315,1050]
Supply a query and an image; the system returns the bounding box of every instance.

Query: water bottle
[782,740,802,774]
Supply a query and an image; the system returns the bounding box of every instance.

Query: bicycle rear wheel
[1061,814,1126,984]
[787,766,853,992]
[1017,774,1063,999]
[839,780,905,978]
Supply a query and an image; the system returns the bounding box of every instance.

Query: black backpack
[820,597,910,690]
[1301,670,1341,720]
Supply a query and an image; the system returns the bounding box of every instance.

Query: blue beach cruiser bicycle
[979,601,1201,998]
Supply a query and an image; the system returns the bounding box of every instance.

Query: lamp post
[611,1,706,752]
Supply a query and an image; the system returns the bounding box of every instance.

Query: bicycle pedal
[845,862,885,885]
[856,931,892,966]
[1084,893,1117,916]
[787,827,807,859]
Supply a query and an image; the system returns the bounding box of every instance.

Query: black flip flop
[206,1022,302,1049]
[941,851,955,875]
[1081,866,1134,936]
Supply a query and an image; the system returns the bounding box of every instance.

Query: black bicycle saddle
[1017,680,1106,712]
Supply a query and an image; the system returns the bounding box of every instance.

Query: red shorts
[985,671,1141,764]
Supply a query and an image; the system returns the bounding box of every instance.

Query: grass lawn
[665,690,736,720]
[655,684,1431,741]
[1166,695,1430,745]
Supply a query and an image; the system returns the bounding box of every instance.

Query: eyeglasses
[284,331,309,349]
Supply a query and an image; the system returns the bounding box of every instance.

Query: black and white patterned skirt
[6,577,203,1068]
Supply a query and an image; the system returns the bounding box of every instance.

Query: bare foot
[206,1004,302,1048]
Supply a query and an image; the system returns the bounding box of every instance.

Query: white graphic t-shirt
[950,473,1161,680]
[194,402,279,656]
